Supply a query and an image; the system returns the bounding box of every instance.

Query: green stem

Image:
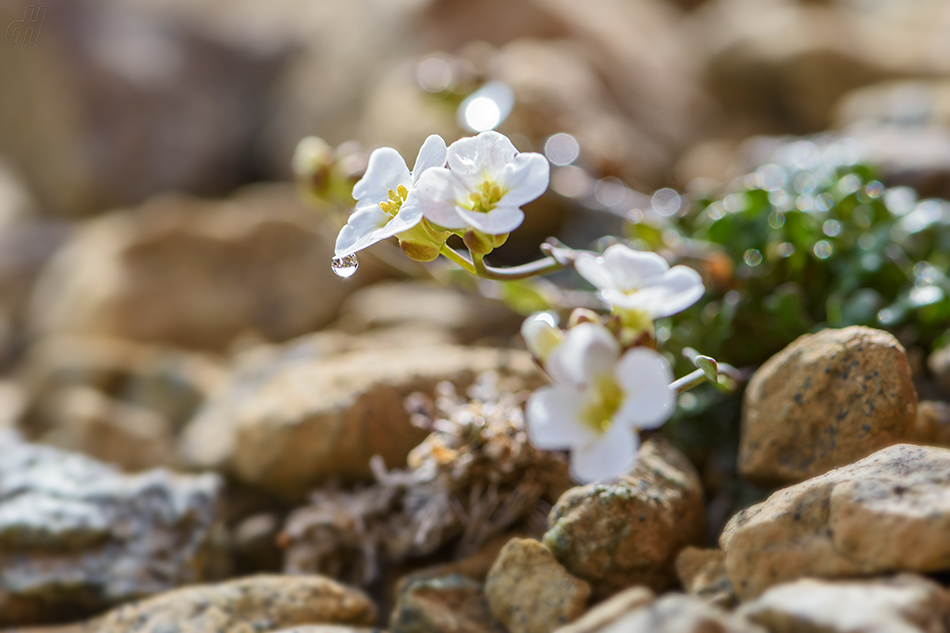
[671,368,707,394]
[440,244,477,274]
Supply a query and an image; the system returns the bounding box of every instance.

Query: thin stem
[440,244,477,274]
[671,368,707,394]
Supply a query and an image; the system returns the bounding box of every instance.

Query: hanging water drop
[331,254,359,278]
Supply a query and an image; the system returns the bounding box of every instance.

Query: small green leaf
[695,355,719,383]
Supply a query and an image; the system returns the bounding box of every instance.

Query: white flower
[526,323,675,482]
[335,135,447,257]
[415,131,549,235]
[574,244,705,318]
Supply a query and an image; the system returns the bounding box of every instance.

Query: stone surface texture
[390,575,504,633]
[740,326,917,485]
[543,436,705,597]
[484,538,590,633]
[722,443,950,599]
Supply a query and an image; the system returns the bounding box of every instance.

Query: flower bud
[463,230,496,256]
[567,308,602,329]
[521,312,564,363]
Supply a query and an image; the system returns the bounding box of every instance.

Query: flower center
[467,180,503,213]
[379,185,409,215]
[580,374,624,434]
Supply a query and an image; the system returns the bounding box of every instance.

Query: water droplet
[822,219,841,237]
[652,188,682,217]
[331,254,359,278]
[768,210,786,229]
[776,242,795,258]
[544,133,580,166]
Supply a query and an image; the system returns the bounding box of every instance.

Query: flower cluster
[334,131,549,263]
[310,128,712,484]
[523,244,705,482]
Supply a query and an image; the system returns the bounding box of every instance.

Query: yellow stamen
[580,375,625,434]
[397,184,408,200]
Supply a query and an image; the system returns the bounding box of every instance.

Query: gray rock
[722,443,950,599]
[0,432,221,625]
[739,575,949,633]
[542,437,705,597]
[552,586,654,633]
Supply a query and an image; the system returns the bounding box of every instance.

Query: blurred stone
[836,79,950,130]
[740,326,918,485]
[394,532,518,596]
[232,513,283,574]
[0,431,220,625]
[722,443,950,599]
[95,575,376,633]
[914,400,950,449]
[674,547,736,608]
[551,586,654,633]
[557,593,764,633]
[391,575,504,633]
[738,575,949,633]
[928,340,950,395]
[337,281,520,345]
[29,184,365,351]
[485,538,590,633]
[0,0,287,217]
[181,344,541,500]
[269,628,382,633]
[543,437,705,597]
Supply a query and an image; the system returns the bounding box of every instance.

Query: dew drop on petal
[331,254,359,278]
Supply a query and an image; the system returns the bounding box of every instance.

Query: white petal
[352,148,411,204]
[410,134,448,184]
[526,386,598,450]
[545,323,619,388]
[497,152,550,207]
[455,206,524,235]
[570,422,639,483]
[383,197,424,235]
[447,131,517,179]
[614,348,675,430]
[574,252,620,292]
[334,205,392,256]
[602,245,669,292]
[606,266,705,318]
[415,168,469,229]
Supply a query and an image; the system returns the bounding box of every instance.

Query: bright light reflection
[458,81,514,132]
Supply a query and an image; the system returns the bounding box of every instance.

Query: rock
[722,443,950,599]
[181,343,541,500]
[0,431,221,625]
[542,436,705,597]
[391,575,504,633]
[674,547,736,608]
[394,532,518,596]
[914,400,950,449]
[95,575,376,633]
[557,593,764,633]
[928,342,950,395]
[28,185,366,351]
[738,575,950,633]
[551,586,654,633]
[232,513,283,574]
[269,628,382,633]
[0,0,286,217]
[835,79,950,131]
[337,281,521,346]
[740,326,918,485]
[485,538,590,633]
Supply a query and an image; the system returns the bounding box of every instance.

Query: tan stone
[542,437,705,597]
[181,344,541,500]
[390,575,504,633]
[914,400,950,448]
[722,443,950,599]
[485,538,590,633]
[96,575,376,633]
[557,593,764,633]
[675,547,736,608]
[740,326,917,485]
[738,575,950,633]
[552,587,654,633]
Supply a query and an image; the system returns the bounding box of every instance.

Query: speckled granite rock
[551,586,654,633]
[485,538,590,633]
[0,431,221,625]
[675,547,736,608]
[543,437,705,597]
[95,575,376,633]
[722,443,950,599]
[740,326,917,485]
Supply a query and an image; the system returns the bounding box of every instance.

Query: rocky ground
[1,0,950,631]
